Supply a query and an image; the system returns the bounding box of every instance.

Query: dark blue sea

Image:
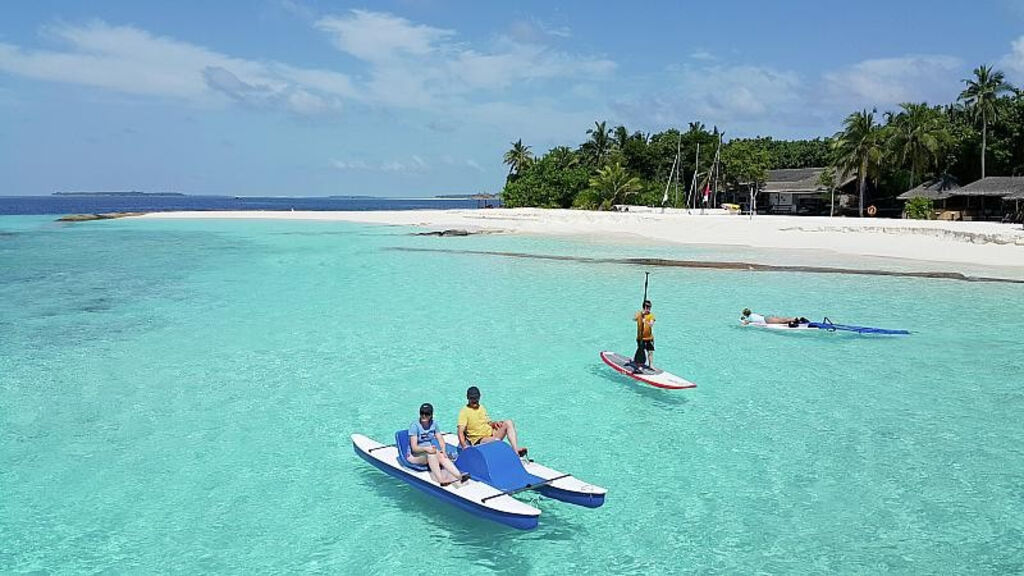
[0,195,497,215]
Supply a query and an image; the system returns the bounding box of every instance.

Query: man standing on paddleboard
[633,300,655,371]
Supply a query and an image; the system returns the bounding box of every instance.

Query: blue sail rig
[807,321,910,335]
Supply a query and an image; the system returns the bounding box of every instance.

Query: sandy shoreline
[135,208,1024,277]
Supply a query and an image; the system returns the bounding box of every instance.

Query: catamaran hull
[353,434,540,530]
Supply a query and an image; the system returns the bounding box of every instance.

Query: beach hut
[762,168,856,215]
[1001,185,1024,225]
[951,177,1024,221]
[897,177,961,219]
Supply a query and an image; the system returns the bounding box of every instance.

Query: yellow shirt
[635,312,655,340]
[458,404,492,444]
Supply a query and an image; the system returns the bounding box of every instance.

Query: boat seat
[394,430,458,472]
[457,441,542,491]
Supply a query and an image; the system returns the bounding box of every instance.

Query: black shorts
[637,339,654,351]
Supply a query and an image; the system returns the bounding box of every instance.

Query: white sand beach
[137,208,1024,277]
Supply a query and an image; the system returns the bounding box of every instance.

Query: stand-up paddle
[600,272,696,390]
[632,272,650,367]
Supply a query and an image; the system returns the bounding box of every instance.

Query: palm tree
[613,125,630,151]
[588,162,642,210]
[583,121,612,166]
[959,65,1012,178]
[502,139,533,179]
[547,146,579,169]
[832,109,883,217]
[888,103,951,187]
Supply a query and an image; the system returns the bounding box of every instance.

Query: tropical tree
[586,162,643,210]
[613,125,630,151]
[546,146,579,169]
[502,139,533,180]
[959,65,1012,178]
[887,103,952,187]
[582,121,612,167]
[502,153,589,208]
[818,166,838,217]
[833,109,884,216]
[721,139,771,213]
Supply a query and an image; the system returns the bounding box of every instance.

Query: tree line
[501,64,1023,215]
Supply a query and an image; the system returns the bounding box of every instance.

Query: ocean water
[1,215,1022,574]
[0,195,495,215]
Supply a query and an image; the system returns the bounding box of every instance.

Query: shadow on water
[586,366,691,408]
[353,465,587,573]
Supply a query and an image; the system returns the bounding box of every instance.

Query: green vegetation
[904,197,935,219]
[501,63,1024,214]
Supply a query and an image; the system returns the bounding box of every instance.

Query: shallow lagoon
[2,216,1022,574]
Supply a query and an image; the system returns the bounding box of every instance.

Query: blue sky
[2,0,1024,197]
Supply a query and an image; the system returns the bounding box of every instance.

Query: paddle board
[599,351,696,390]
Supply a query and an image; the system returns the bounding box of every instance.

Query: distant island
[328,195,376,199]
[53,191,186,197]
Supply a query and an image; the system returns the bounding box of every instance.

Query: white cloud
[331,159,369,170]
[504,19,572,43]
[615,53,972,138]
[332,154,487,174]
[331,156,428,173]
[315,10,454,62]
[313,10,615,109]
[613,63,805,134]
[822,55,963,108]
[441,155,486,172]
[0,20,352,115]
[685,65,802,119]
[0,13,615,137]
[1000,35,1024,80]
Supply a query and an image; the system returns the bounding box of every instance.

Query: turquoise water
[2,215,1022,574]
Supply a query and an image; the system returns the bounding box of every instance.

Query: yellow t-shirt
[635,312,655,340]
[458,404,492,444]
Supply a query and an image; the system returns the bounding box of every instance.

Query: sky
[2,0,1024,197]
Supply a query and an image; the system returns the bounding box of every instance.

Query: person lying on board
[457,386,528,457]
[409,402,469,487]
[632,299,656,372]
[741,308,810,327]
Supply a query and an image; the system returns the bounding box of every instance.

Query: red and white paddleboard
[599,351,697,390]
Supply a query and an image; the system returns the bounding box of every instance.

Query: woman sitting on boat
[409,403,469,487]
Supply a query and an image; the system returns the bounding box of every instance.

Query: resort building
[899,176,1024,222]
[761,168,856,215]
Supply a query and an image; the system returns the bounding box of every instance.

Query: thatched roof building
[954,176,1024,198]
[897,177,961,201]
[763,168,855,194]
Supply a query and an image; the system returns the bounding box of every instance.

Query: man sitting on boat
[741,308,810,327]
[409,403,469,487]
[457,386,528,457]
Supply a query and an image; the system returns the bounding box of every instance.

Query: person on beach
[633,300,656,371]
[740,308,810,326]
[457,386,528,457]
[408,403,468,487]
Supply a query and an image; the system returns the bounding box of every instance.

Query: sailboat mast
[673,132,682,207]
[712,132,723,209]
[689,143,700,211]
